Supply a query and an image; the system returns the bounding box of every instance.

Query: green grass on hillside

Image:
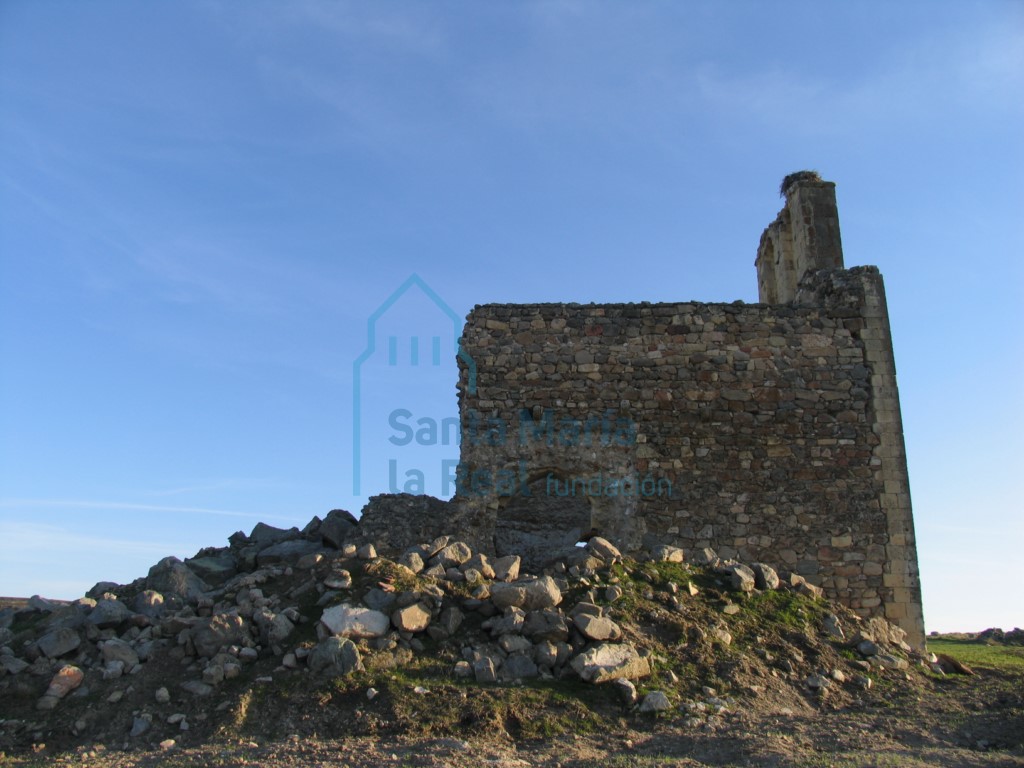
[928,638,1024,672]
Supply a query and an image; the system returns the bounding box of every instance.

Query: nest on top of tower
[779,170,822,197]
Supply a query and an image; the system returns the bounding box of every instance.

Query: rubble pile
[0,497,929,755]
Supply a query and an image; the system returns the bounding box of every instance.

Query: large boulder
[87,599,134,628]
[491,555,521,582]
[247,522,301,549]
[432,541,473,569]
[100,638,140,669]
[570,643,651,683]
[491,576,562,612]
[191,614,248,658]
[522,576,563,610]
[320,603,390,639]
[28,595,61,613]
[573,614,622,641]
[586,537,622,562]
[146,557,210,602]
[36,628,81,659]
[185,553,238,585]
[522,609,570,642]
[489,583,528,610]
[320,509,358,549]
[256,539,322,566]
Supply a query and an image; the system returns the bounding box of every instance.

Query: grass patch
[361,558,423,593]
[336,663,611,739]
[927,639,1024,673]
[735,589,823,632]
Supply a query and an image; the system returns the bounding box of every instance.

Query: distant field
[0,597,29,610]
[929,637,1024,672]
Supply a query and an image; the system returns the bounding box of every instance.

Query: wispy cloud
[138,478,285,497]
[0,521,173,559]
[690,17,1024,136]
[0,498,293,521]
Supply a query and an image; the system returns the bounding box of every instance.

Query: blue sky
[0,1,1021,632]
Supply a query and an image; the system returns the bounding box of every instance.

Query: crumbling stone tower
[455,174,926,647]
[756,172,845,303]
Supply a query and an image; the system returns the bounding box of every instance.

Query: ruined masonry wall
[456,267,925,647]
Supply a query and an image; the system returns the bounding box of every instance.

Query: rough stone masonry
[453,174,926,648]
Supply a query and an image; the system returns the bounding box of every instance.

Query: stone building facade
[453,176,925,647]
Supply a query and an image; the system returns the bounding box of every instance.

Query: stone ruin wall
[452,176,925,647]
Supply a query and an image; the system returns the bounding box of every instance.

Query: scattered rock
[502,653,539,680]
[875,653,909,671]
[785,573,824,599]
[806,674,830,689]
[751,562,780,590]
[101,638,140,669]
[392,603,431,633]
[823,613,846,641]
[308,637,363,676]
[573,614,622,641]
[650,545,685,563]
[933,653,975,675]
[718,563,756,592]
[639,690,671,712]
[586,537,622,562]
[473,656,498,683]
[612,678,638,705]
[692,548,719,566]
[857,639,879,658]
[1,655,30,675]
[37,665,84,710]
[434,541,473,568]
[492,555,521,582]
[180,680,214,697]
[130,716,151,737]
[521,576,563,610]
